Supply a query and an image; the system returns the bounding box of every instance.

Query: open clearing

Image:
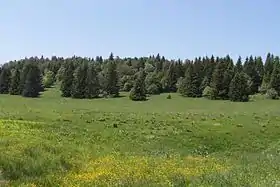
[1,87,280,186]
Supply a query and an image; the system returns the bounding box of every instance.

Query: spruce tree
[268,57,280,94]
[211,60,227,99]
[235,56,243,73]
[179,64,200,97]
[71,63,87,98]
[9,67,21,95]
[105,61,119,97]
[243,55,260,94]
[60,60,74,97]
[22,64,42,97]
[85,64,100,98]
[229,72,249,102]
[0,68,11,94]
[19,63,31,94]
[129,70,146,101]
[164,63,177,92]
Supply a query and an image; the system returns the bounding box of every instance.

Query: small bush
[202,86,215,100]
[166,94,171,99]
[147,84,160,95]
[129,88,146,101]
[266,88,279,100]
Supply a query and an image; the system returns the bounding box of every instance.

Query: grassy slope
[1,87,280,186]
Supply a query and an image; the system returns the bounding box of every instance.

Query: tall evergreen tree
[211,59,227,99]
[0,68,11,94]
[179,64,200,97]
[22,64,42,97]
[243,55,261,94]
[60,60,74,97]
[229,72,249,102]
[104,61,119,97]
[9,67,21,95]
[85,64,100,98]
[71,63,87,98]
[268,57,280,94]
[235,56,243,73]
[130,70,146,101]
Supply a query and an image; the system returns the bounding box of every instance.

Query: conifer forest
[0,52,279,101]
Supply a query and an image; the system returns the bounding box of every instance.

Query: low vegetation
[0,88,280,186]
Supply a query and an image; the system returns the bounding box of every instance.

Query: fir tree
[268,57,280,94]
[211,60,227,99]
[243,55,261,94]
[60,60,74,97]
[0,68,11,94]
[85,64,100,98]
[9,67,21,95]
[129,70,146,101]
[229,72,249,102]
[71,63,87,98]
[179,64,200,97]
[235,56,243,73]
[22,64,42,98]
[104,61,119,97]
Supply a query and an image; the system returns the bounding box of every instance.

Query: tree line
[0,52,279,101]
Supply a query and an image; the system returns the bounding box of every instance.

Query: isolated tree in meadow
[268,58,280,94]
[104,61,119,97]
[43,70,55,88]
[9,67,21,95]
[60,61,74,97]
[22,64,42,97]
[130,70,146,101]
[0,68,11,94]
[85,64,100,98]
[229,72,249,102]
[71,63,87,98]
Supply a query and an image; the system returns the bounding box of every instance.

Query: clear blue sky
[0,0,279,63]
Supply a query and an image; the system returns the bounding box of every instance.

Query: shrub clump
[266,88,278,100]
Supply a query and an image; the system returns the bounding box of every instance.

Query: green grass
[1,87,280,186]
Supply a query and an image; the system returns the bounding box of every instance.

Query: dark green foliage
[130,70,146,101]
[43,70,55,88]
[0,68,11,94]
[104,61,119,97]
[210,60,227,99]
[2,52,280,101]
[166,94,171,99]
[243,56,261,94]
[123,82,133,92]
[162,63,177,92]
[268,57,280,94]
[9,67,21,95]
[22,64,42,98]
[235,56,243,73]
[266,88,278,100]
[84,64,100,99]
[60,61,74,97]
[229,72,249,102]
[179,64,200,97]
[71,63,87,99]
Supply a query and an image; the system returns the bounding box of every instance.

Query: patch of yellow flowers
[62,154,229,186]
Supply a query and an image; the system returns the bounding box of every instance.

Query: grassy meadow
[1,87,280,186]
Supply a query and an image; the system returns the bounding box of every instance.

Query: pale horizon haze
[0,0,280,63]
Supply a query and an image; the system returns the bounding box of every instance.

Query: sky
[0,0,280,63]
